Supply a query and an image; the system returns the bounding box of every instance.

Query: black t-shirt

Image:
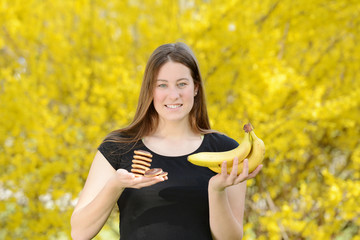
[98,132,239,240]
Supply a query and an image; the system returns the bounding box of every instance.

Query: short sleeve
[204,132,239,152]
[97,141,122,170]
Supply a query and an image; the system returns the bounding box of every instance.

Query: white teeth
[166,104,182,109]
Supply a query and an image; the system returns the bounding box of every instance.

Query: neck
[152,119,196,140]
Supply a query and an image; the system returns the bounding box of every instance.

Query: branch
[277,21,290,60]
[255,0,281,30]
[273,154,313,202]
[266,192,289,240]
[84,0,96,103]
[305,36,342,77]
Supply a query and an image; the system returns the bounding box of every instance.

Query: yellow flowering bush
[1,0,359,239]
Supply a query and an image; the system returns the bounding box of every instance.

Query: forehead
[157,61,192,80]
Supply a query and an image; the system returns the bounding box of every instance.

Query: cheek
[184,90,195,102]
[153,90,164,107]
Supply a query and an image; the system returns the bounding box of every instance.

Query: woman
[71,42,262,240]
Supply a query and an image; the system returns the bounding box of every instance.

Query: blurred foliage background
[1,0,360,239]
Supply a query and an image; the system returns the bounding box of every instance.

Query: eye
[157,83,167,88]
[178,82,188,88]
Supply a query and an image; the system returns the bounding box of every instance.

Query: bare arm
[70,151,165,240]
[208,158,262,240]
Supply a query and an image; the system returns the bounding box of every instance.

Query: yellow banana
[209,128,265,174]
[187,125,252,167]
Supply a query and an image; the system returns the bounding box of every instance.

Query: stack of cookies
[131,150,168,178]
[131,150,153,177]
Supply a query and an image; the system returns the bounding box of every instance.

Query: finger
[221,161,228,176]
[233,159,249,183]
[242,159,249,176]
[133,177,164,188]
[116,168,129,174]
[230,157,239,176]
[133,175,160,184]
[144,175,165,182]
[227,157,239,184]
[116,169,136,183]
[116,168,134,178]
[247,164,263,179]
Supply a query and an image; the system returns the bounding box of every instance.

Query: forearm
[71,179,124,240]
[208,188,243,240]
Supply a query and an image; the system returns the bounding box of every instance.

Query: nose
[168,86,180,100]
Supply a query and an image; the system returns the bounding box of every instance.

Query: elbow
[70,230,81,240]
[212,229,243,240]
[71,225,99,240]
[71,228,91,240]
[231,231,244,240]
[231,230,243,240]
[70,230,80,240]
[70,225,85,240]
[70,217,80,240]
[70,216,91,240]
[234,229,243,240]
[70,211,102,240]
[239,231,244,240]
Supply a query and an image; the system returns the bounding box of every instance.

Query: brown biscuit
[144,168,163,177]
[131,164,150,171]
[134,150,152,158]
[131,168,146,175]
[132,159,151,167]
[133,155,152,162]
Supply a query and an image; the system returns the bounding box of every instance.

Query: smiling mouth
[165,104,183,109]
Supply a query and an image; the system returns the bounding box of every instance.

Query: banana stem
[243,123,254,133]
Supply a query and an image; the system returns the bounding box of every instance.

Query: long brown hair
[104,42,213,144]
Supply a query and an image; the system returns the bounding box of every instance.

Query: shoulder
[98,134,137,156]
[203,132,239,152]
[98,140,122,155]
[98,131,134,153]
[97,132,139,169]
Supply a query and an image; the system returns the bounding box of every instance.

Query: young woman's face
[153,61,198,124]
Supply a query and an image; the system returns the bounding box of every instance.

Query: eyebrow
[156,78,190,82]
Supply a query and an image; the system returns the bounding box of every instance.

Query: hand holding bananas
[208,156,263,192]
[188,123,265,174]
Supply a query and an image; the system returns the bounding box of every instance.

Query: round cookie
[133,155,152,162]
[134,150,152,158]
[132,159,151,167]
[131,164,150,171]
[144,168,163,177]
[131,168,146,175]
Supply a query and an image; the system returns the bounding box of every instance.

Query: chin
[160,115,189,123]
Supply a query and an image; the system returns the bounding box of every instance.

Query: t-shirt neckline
[141,134,206,158]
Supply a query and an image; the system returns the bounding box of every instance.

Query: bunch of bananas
[188,123,265,174]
